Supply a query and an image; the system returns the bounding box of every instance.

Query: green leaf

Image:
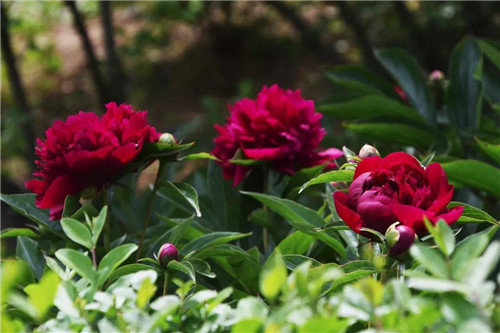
[158,181,201,217]
[139,142,194,160]
[168,260,196,283]
[107,264,157,285]
[318,95,426,122]
[344,122,437,148]
[482,71,500,108]
[277,231,315,255]
[177,152,219,161]
[62,195,81,218]
[326,270,374,293]
[451,233,489,281]
[1,228,38,239]
[229,159,264,166]
[407,277,466,293]
[188,258,216,278]
[325,65,398,98]
[55,249,96,285]
[463,241,500,286]
[424,219,455,257]
[16,236,45,280]
[91,206,107,246]
[299,317,349,333]
[259,249,287,300]
[478,39,500,70]
[60,218,93,249]
[409,244,449,279]
[97,243,138,287]
[441,160,500,198]
[375,48,434,123]
[445,37,483,129]
[243,192,346,257]
[24,271,60,319]
[180,232,251,256]
[299,170,354,193]
[207,160,227,230]
[448,202,498,224]
[284,163,327,196]
[0,193,63,237]
[282,254,322,270]
[476,138,500,165]
[136,277,157,309]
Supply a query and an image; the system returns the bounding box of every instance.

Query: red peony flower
[25,102,160,220]
[212,84,343,186]
[333,152,463,236]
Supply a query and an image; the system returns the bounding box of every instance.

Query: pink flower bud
[358,144,380,159]
[385,224,417,259]
[157,243,178,267]
[429,70,445,82]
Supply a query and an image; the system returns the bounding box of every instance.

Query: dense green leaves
[319,95,426,122]
[0,193,63,236]
[259,250,287,300]
[441,160,500,197]
[445,38,483,129]
[375,48,434,123]
[299,170,354,193]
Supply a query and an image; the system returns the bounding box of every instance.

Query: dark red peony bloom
[212,84,343,185]
[25,102,160,220]
[334,152,463,236]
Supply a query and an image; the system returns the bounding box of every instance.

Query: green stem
[103,192,110,253]
[262,167,269,254]
[163,271,169,295]
[136,161,166,260]
[91,247,97,270]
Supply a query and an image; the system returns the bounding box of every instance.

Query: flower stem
[136,160,166,260]
[91,247,97,270]
[163,271,169,295]
[103,192,110,253]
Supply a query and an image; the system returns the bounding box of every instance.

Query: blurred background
[2,1,500,198]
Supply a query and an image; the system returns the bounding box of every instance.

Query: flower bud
[385,224,417,259]
[358,144,380,159]
[429,70,445,82]
[159,133,177,144]
[157,243,178,267]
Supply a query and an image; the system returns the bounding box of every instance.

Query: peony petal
[425,162,449,199]
[317,148,344,159]
[38,174,86,209]
[111,142,140,164]
[380,152,421,169]
[25,179,47,194]
[348,172,371,208]
[427,186,454,213]
[232,165,250,187]
[354,156,382,180]
[242,146,288,160]
[433,206,464,225]
[391,204,435,235]
[333,191,365,233]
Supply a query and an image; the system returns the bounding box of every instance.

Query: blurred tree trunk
[335,1,381,71]
[266,1,346,64]
[1,3,35,167]
[64,0,108,107]
[100,1,126,103]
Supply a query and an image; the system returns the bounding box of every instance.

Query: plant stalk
[136,161,166,260]
[163,271,169,295]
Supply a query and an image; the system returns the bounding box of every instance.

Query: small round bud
[159,133,177,144]
[358,144,380,159]
[429,70,445,82]
[385,224,417,259]
[157,243,178,267]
